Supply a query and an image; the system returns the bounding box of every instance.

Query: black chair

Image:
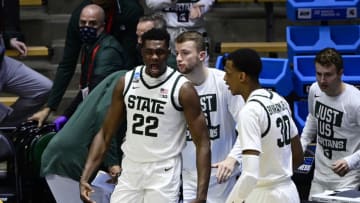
[0,132,21,203]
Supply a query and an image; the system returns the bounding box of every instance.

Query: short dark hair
[226,48,262,79]
[141,28,170,48]
[315,47,343,72]
[138,13,167,30]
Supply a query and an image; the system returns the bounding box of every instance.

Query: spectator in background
[223,48,303,203]
[134,13,176,69]
[1,0,27,56]
[175,31,244,203]
[145,0,214,58]
[29,0,143,127]
[0,0,52,127]
[33,4,130,131]
[300,48,360,200]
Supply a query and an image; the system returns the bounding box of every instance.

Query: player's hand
[189,4,204,19]
[28,107,51,127]
[9,38,28,56]
[80,180,95,203]
[212,156,237,184]
[332,159,350,177]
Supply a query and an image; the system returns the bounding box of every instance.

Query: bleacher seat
[5,46,50,57]
[215,41,287,54]
[20,0,42,6]
[0,97,18,107]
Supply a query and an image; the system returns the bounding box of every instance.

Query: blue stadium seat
[293,100,308,135]
[287,0,360,21]
[215,55,293,96]
[287,25,360,62]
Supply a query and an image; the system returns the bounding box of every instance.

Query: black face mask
[79,26,98,44]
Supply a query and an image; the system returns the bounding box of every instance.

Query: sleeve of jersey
[344,150,360,170]
[228,138,242,166]
[236,103,263,153]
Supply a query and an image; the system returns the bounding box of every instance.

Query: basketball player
[79,28,211,203]
[301,48,360,199]
[175,31,244,203]
[223,48,304,203]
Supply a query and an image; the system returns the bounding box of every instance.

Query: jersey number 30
[276,115,291,147]
[132,113,159,137]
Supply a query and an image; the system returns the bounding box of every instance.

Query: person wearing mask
[43,4,130,131]
[30,0,143,127]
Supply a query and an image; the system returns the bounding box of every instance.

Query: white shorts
[245,179,300,203]
[111,155,181,203]
[182,169,236,203]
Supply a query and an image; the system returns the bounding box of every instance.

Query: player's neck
[186,65,208,86]
[245,83,262,101]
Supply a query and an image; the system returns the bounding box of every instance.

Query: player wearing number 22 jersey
[122,65,189,161]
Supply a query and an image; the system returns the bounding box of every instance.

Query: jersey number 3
[132,113,159,137]
[276,115,291,147]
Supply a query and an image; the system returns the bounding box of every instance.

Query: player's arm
[333,150,360,176]
[213,138,242,184]
[225,150,260,203]
[300,113,317,151]
[80,77,126,203]
[180,82,211,203]
[291,135,304,169]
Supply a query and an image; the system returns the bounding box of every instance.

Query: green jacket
[63,32,129,117]
[47,0,143,110]
[41,70,127,181]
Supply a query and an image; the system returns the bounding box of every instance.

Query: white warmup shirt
[301,83,360,186]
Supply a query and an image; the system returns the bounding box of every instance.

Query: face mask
[79,26,98,44]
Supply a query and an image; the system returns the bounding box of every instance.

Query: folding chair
[0,133,21,203]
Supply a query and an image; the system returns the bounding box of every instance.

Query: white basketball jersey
[237,89,298,186]
[122,66,189,162]
[182,68,244,170]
